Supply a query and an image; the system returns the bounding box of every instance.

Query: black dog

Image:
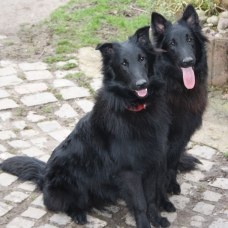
[1,27,175,228]
[151,4,208,194]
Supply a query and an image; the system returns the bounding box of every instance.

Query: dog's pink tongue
[136,89,147,97]
[181,67,195,89]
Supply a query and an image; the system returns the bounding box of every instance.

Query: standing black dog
[151,4,208,194]
[1,27,175,228]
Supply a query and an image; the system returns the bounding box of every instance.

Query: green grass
[225,152,228,159]
[44,54,77,64]
[60,62,78,70]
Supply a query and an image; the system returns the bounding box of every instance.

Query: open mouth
[135,88,148,98]
[181,67,195,89]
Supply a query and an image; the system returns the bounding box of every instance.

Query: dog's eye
[170,42,176,46]
[122,62,127,66]
[188,38,193,42]
[140,57,145,61]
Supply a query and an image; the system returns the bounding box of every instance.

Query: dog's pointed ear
[133,26,151,44]
[151,12,167,37]
[95,43,114,55]
[180,4,199,27]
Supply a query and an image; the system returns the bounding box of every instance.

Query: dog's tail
[178,152,202,172]
[0,156,45,190]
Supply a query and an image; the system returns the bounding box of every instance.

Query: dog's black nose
[136,79,148,89]
[183,57,194,67]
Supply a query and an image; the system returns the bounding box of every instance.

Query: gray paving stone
[90,78,102,91]
[0,201,13,216]
[0,144,6,152]
[0,60,14,67]
[21,147,45,157]
[0,130,16,140]
[26,111,46,122]
[209,178,228,189]
[6,217,35,228]
[86,215,107,228]
[49,129,71,142]
[54,70,79,78]
[15,83,48,94]
[0,89,10,98]
[183,170,205,182]
[21,206,46,219]
[190,215,205,227]
[0,66,17,76]
[53,79,75,87]
[0,173,18,186]
[39,154,50,163]
[161,212,177,223]
[37,120,61,132]
[30,137,47,148]
[49,213,71,225]
[203,190,222,202]
[0,98,19,110]
[4,191,29,203]
[8,140,31,148]
[125,213,136,226]
[38,225,58,228]
[20,129,39,138]
[31,194,45,208]
[188,145,216,160]
[18,62,48,71]
[221,167,228,173]
[56,59,78,67]
[93,209,112,218]
[105,205,120,214]
[0,152,15,160]
[18,181,36,192]
[76,99,94,113]
[193,202,215,215]
[12,120,27,130]
[181,182,197,195]
[0,111,12,120]
[24,70,53,81]
[21,92,57,106]
[170,195,190,210]
[0,76,23,87]
[60,86,90,100]
[209,218,228,228]
[197,159,215,171]
[0,35,7,39]
[54,104,78,118]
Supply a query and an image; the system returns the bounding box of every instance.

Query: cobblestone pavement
[0,46,228,228]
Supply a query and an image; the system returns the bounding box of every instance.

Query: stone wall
[207,38,228,85]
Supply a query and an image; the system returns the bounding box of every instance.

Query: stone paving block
[86,215,108,228]
[76,99,94,113]
[209,178,228,189]
[0,66,17,76]
[30,137,47,148]
[0,60,14,67]
[197,159,215,171]
[125,213,136,226]
[21,147,45,157]
[0,130,16,140]
[60,86,90,100]
[93,209,112,218]
[183,170,205,182]
[56,59,78,67]
[161,212,177,223]
[0,201,13,216]
[0,98,19,110]
[209,218,228,228]
[0,173,18,186]
[181,182,197,195]
[0,152,15,160]
[12,120,27,130]
[39,154,50,163]
[8,140,30,148]
[31,194,45,208]
[0,89,10,98]
[203,190,222,202]
[49,213,71,225]
[24,70,53,81]
[6,217,35,228]
[21,92,57,106]
[0,111,12,121]
[188,145,216,160]
[170,195,190,210]
[54,70,79,78]
[21,206,47,219]
[20,129,39,138]
[15,83,48,94]
[90,78,102,91]
[190,215,205,227]
[53,79,75,87]
[0,144,6,152]
[105,205,120,214]
[18,181,36,192]
[18,62,48,71]
[193,202,215,215]
[37,120,61,132]
[54,104,78,118]
[49,129,71,142]
[221,167,228,173]
[0,76,23,87]
[4,191,29,203]
[26,111,46,122]
[38,225,58,228]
